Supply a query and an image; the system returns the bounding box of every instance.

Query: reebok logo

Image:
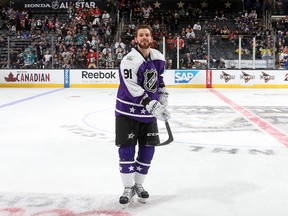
[82,71,116,79]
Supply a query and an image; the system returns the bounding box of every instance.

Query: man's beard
[137,40,150,49]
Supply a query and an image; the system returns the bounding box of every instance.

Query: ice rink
[1,87,288,216]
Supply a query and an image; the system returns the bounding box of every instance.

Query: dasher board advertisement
[212,70,288,88]
[69,69,119,88]
[0,69,64,87]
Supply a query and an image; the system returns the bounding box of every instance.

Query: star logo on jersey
[144,69,157,93]
[140,108,147,114]
[136,166,143,172]
[129,107,136,113]
[128,165,135,172]
[127,132,135,139]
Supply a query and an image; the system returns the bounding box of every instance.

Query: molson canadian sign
[0,70,64,87]
[4,71,50,82]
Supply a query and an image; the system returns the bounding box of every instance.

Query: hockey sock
[134,145,155,184]
[119,146,136,187]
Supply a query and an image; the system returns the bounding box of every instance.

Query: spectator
[115,46,126,67]
[75,30,85,47]
[215,57,226,69]
[142,5,153,22]
[166,33,175,60]
[261,46,273,60]
[220,25,230,40]
[124,28,134,44]
[53,52,59,69]
[43,50,52,68]
[22,48,35,69]
[0,36,5,47]
[87,49,97,68]
[126,39,137,53]
[128,21,136,32]
[98,52,106,69]
[181,52,194,69]
[91,5,101,27]
[114,37,126,50]
[76,51,87,68]
[62,59,72,69]
[203,53,215,68]
[174,35,186,54]
[102,43,112,56]
[284,56,288,69]
[64,30,73,46]
[105,51,114,69]
[9,49,18,68]
[193,21,202,31]
[185,27,195,40]
[61,47,72,66]
[105,0,115,14]
[47,19,54,31]
[150,38,158,49]
[35,19,43,30]
[102,10,110,26]
[133,3,142,21]
[21,30,30,39]
[278,46,288,63]
[0,20,9,30]
[255,0,262,18]
[172,10,180,31]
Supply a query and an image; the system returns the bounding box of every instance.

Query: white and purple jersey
[115,48,166,123]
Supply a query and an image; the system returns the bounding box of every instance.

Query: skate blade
[138,197,147,204]
[121,198,134,209]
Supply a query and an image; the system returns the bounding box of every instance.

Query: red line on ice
[210,89,288,148]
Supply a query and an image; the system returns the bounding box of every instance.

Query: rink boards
[0,69,287,88]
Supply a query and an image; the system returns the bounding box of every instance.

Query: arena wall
[0,69,287,88]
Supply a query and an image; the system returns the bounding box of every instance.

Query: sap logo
[175,70,199,83]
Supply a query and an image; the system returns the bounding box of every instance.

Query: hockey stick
[156,120,174,146]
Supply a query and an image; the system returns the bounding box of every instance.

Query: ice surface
[0,88,288,216]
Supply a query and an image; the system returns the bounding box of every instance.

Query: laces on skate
[134,184,149,203]
[119,187,135,208]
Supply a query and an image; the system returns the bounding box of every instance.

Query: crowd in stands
[0,0,288,70]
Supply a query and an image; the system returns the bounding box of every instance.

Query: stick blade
[156,121,174,146]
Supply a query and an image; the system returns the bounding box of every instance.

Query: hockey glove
[158,87,169,107]
[146,100,171,121]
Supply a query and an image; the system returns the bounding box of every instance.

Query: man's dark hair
[135,24,153,37]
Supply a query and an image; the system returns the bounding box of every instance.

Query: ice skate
[119,186,135,209]
[134,183,149,204]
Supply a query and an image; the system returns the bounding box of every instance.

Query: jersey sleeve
[119,53,146,104]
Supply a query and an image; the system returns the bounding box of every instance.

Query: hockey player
[115,24,171,208]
